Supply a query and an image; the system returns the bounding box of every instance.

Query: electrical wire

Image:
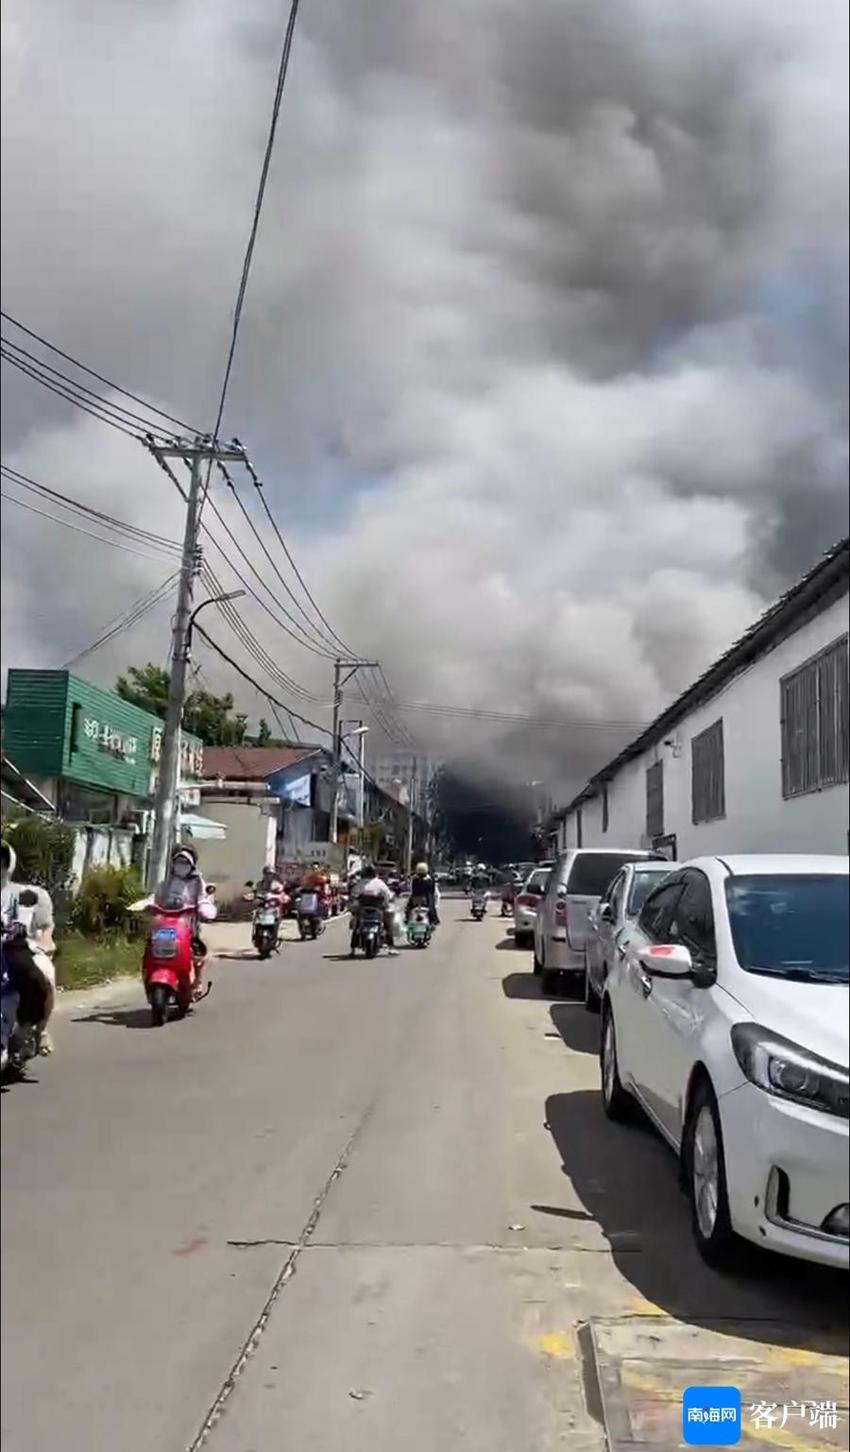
[1,347,143,438]
[1,465,181,553]
[1,337,182,439]
[63,571,179,668]
[1,310,198,432]
[193,624,331,740]
[202,0,303,506]
[1,487,182,564]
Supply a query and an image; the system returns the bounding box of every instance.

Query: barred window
[646,760,664,840]
[781,635,849,799]
[691,719,726,824]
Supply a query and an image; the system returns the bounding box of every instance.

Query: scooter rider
[405,862,440,927]
[156,845,217,998]
[352,863,397,954]
[1,839,57,1055]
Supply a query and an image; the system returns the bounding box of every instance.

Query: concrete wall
[71,824,137,884]
[559,595,849,860]
[194,798,278,904]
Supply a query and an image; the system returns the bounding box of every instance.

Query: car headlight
[731,1023,849,1120]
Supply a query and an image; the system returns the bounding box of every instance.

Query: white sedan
[600,854,849,1269]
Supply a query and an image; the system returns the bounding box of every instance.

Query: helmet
[172,844,197,867]
[476,863,486,873]
[414,862,429,877]
[360,862,375,879]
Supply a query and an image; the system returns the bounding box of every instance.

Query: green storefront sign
[3,670,203,800]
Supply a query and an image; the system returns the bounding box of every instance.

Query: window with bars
[645,760,664,840]
[691,719,726,824]
[781,635,849,799]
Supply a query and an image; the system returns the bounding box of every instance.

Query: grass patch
[55,933,139,991]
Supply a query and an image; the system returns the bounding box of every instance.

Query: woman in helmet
[406,862,440,927]
[154,844,217,997]
[1,838,57,1054]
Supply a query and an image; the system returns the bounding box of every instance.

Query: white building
[555,540,849,861]
[370,752,433,811]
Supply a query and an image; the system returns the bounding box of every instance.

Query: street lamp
[183,590,246,659]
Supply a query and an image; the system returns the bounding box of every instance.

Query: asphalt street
[1,899,846,1451]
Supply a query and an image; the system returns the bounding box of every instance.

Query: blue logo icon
[683,1386,742,1445]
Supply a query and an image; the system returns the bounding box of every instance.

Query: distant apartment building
[370,752,433,812]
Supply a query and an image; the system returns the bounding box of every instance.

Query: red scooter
[131,885,216,1026]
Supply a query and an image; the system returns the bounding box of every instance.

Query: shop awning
[179,812,228,841]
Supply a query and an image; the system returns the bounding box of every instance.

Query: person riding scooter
[1,839,57,1056]
[351,864,397,954]
[154,845,217,998]
[405,862,440,927]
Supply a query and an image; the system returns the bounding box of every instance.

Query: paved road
[1,900,846,1451]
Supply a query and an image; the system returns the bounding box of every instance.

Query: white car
[585,860,678,1011]
[601,855,849,1269]
[534,848,658,996]
[513,866,552,948]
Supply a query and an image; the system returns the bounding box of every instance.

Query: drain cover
[586,1316,848,1450]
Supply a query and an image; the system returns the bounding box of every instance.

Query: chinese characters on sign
[84,718,138,764]
[684,1388,843,1446]
[749,1401,841,1432]
[150,729,204,777]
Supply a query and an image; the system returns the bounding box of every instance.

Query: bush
[2,815,75,896]
[69,863,145,937]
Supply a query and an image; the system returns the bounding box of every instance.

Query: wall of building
[193,798,277,904]
[559,596,849,860]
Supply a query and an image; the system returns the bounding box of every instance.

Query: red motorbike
[132,885,215,1026]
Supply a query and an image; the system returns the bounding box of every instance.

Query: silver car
[512,866,552,948]
[534,848,657,996]
[584,859,677,1011]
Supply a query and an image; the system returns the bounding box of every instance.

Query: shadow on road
[502,971,552,1000]
[494,935,522,952]
[72,1007,154,1030]
[544,1088,847,1353]
[548,1001,601,1057]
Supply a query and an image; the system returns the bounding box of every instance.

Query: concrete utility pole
[329,660,378,845]
[405,755,418,875]
[146,437,246,890]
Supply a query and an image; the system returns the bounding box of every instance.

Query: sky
[1,0,847,799]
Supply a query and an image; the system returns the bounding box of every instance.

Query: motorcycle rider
[351,863,398,954]
[405,862,440,927]
[155,845,217,998]
[470,864,490,894]
[1,839,57,1055]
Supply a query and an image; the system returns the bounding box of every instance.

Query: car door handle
[638,971,653,998]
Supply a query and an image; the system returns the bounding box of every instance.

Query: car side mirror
[638,943,694,979]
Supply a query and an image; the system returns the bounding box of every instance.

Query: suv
[534,848,656,996]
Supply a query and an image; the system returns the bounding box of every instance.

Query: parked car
[600,854,849,1270]
[513,866,552,948]
[534,849,656,996]
[585,859,678,1011]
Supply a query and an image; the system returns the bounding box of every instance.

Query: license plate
[257,911,277,925]
[152,926,178,959]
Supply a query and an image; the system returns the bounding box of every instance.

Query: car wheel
[600,1005,632,1121]
[684,1079,739,1269]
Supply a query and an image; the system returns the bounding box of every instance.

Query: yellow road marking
[531,1330,576,1361]
[620,1366,842,1451]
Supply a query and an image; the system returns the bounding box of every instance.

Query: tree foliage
[116,663,249,746]
[2,814,76,895]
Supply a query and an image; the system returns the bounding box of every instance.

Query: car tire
[600,1005,632,1122]
[683,1079,739,1270]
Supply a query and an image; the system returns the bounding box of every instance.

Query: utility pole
[329,659,378,845]
[146,437,246,890]
[405,754,418,875]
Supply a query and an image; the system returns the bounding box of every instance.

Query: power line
[1,486,181,564]
[0,310,197,432]
[63,571,179,668]
[391,700,649,729]
[194,623,331,740]
[203,0,303,498]
[0,465,181,552]
[1,346,143,438]
[1,337,182,439]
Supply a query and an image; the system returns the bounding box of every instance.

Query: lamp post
[184,590,246,661]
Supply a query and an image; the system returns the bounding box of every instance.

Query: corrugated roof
[201,744,321,781]
[557,537,850,819]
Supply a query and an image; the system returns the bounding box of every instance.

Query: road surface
[1,900,846,1451]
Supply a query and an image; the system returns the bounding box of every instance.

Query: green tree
[255,717,273,746]
[116,663,248,746]
[2,815,76,896]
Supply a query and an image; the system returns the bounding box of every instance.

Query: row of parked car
[511,848,849,1273]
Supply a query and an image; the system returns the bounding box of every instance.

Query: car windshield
[567,853,646,896]
[525,870,550,893]
[626,869,673,916]
[724,874,849,982]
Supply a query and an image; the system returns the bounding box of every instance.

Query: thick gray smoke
[2,0,847,797]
